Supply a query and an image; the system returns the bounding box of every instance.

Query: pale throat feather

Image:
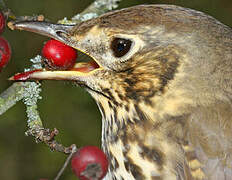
[92,92,178,180]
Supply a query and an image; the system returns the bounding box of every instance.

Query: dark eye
[111,38,132,58]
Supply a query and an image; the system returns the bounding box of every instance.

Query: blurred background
[0,0,231,179]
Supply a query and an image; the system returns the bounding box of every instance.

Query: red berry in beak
[71,146,108,180]
[0,37,11,71]
[42,39,77,70]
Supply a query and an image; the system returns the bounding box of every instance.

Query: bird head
[10,4,232,123]
[11,5,205,111]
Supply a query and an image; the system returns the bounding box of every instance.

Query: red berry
[42,39,77,70]
[0,12,5,34]
[71,146,108,180]
[0,37,11,71]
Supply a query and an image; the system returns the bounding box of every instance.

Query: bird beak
[9,68,97,81]
[9,21,101,81]
[11,21,75,45]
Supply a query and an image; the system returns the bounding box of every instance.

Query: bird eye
[111,38,132,58]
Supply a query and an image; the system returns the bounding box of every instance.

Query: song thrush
[11,4,232,180]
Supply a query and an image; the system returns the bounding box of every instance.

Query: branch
[0,82,25,114]
[54,144,77,180]
[0,0,121,153]
[0,0,16,20]
[73,0,120,21]
[59,0,120,24]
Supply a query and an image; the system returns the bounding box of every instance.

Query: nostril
[56,31,64,37]
[54,24,74,36]
[56,30,67,35]
[55,30,70,41]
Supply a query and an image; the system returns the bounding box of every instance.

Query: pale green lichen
[21,55,43,127]
[72,0,121,22]
[22,82,42,128]
[72,12,98,21]
[94,0,120,10]
[58,17,77,25]
[23,82,41,106]
[20,55,43,129]
[24,55,42,72]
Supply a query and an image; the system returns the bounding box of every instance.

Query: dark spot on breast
[133,117,140,123]
[113,106,118,121]
[108,101,113,108]
[125,105,129,112]
[125,78,135,86]
[118,93,124,101]
[125,88,139,101]
[114,157,119,169]
[126,157,145,180]
[144,96,154,106]
[112,176,117,180]
[139,144,164,169]
[119,128,128,144]
[134,104,148,122]
[102,88,119,106]
[107,151,115,172]
[124,159,130,172]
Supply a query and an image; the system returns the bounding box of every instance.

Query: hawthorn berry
[42,39,77,70]
[0,37,11,71]
[71,146,108,180]
[0,12,5,34]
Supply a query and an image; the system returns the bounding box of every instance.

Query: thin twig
[54,144,77,180]
[26,127,75,154]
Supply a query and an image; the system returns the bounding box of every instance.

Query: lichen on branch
[59,0,120,24]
